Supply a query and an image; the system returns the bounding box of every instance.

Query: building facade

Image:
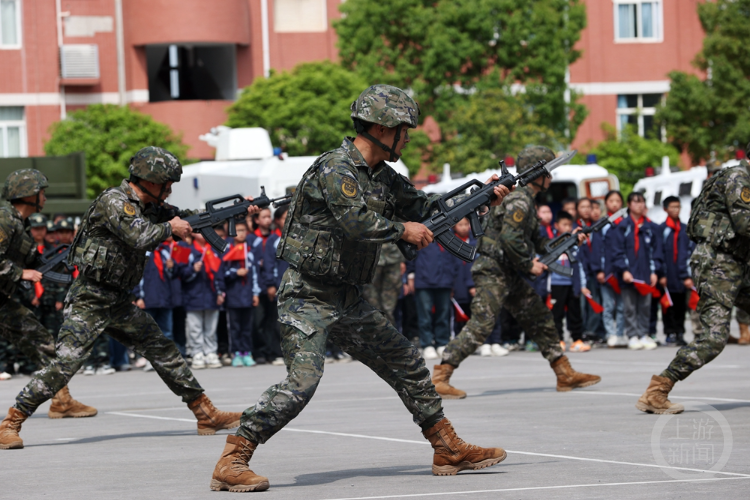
[1,0,705,163]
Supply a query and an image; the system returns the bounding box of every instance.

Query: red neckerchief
[254,228,271,250]
[665,217,680,262]
[632,216,645,256]
[272,227,282,237]
[437,243,445,252]
[541,223,554,239]
[608,211,624,225]
[154,249,164,281]
[36,244,45,254]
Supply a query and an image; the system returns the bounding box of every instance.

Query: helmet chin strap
[129,177,169,204]
[530,174,550,193]
[361,124,403,163]
[14,193,43,212]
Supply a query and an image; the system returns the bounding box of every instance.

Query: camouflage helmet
[128,146,182,184]
[28,213,48,228]
[516,146,556,174]
[351,85,420,129]
[2,169,48,201]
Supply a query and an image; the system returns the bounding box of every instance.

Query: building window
[0,0,21,48]
[614,0,662,42]
[0,107,26,158]
[617,93,663,140]
[275,0,327,33]
[146,44,237,103]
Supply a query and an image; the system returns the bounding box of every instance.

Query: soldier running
[0,170,96,449]
[432,146,602,399]
[0,148,259,450]
[636,143,750,414]
[209,85,510,493]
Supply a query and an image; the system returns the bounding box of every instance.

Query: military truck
[0,152,91,215]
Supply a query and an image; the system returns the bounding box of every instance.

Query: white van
[632,157,707,224]
[167,127,410,210]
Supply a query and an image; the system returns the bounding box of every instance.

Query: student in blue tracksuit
[259,206,289,364]
[215,221,261,367]
[547,211,587,351]
[576,197,604,342]
[658,196,693,346]
[407,237,461,358]
[593,191,626,346]
[181,234,221,369]
[169,239,187,356]
[611,192,663,351]
[452,218,476,337]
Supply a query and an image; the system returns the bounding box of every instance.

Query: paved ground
[1,337,748,499]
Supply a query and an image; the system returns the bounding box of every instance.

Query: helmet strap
[13,193,42,212]
[129,176,167,204]
[361,124,403,163]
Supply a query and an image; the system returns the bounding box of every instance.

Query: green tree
[432,87,564,174]
[656,0,750,163]
[335,0,588,140]
[399,129,432,177]
[582,125,681,197]
[44,104,188,198]
[226,61,368,157]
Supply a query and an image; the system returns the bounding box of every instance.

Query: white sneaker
[0,372,11,381]
[423,346,438,359]
[628,336,643,350]
[83,365,95,376]
[206,353,222,369]
[96,365,116,375]
[491,344,510,357]
[436,346,446,358]
[271,357,285,366]
[607,335,619,348]
[480,344,492,357]
[142,361,154,372]
[191,353,206,369]
[640,336,658,350]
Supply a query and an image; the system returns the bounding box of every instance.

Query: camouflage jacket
[475,186,547,274]
[0,202,37,298]
[688,160,750,260]
[378,241,405,266]
[277,138,438,285]
[70,179,193,291]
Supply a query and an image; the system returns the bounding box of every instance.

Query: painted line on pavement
[572,390,750,404]
[317,476,750,500]
[106,412,750,478]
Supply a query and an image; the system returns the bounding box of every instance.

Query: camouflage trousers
[237,269,442,445]
[736,307,750,325]
[0,298,56,374]
[362,263,402,325]
[662,243,750,382]
[442,257,563,367]
[13,278,204,416]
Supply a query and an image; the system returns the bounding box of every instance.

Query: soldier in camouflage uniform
[210,85,510,493]
[38,217,75,338]
[432,146,601,399]
[362,241,404,326]
[636,145,750,415]
[0,169,98,449]
[0,148,255,450]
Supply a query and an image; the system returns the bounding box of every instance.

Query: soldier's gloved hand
[244,196,261,216]
[22,269,43,282]
[530,257,548,276]
[401,222,434,249]
[484,175,512,207]
[169,216,192,241]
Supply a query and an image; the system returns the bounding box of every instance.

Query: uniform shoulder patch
[341,176,359,198]
[513,210,525,223]
[741,186,750,203]
[123,203,136,216]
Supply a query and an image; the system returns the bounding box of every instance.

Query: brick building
[0,0,705,163]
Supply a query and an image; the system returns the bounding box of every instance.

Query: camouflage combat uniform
[362,241,404,325]
[0,203,57,375]
[236,137,444,445]
[13,178,204,415]
[39,219,75,338]
[660,160,750,382]
[441,184,563,367]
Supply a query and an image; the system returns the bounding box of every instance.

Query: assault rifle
[20,244,74,289]
[536,207,628,278]
[182,187,292,253]
[397,150,577,262]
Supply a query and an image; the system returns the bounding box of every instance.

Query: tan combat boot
[432,364,467,399]
[210,435,270,492]
[188,394,242,435]
[48,386,98,418]
[423,418,506,475]
[739,323,750,345]
[0,407,28,449]
[636,375,684,414]
[551,355,601,392]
